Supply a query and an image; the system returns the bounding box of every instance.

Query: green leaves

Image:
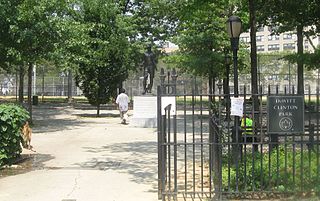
[164,1,231,77]
[73,1,133,109]
[222,145,320,193]
[0,104,29,167]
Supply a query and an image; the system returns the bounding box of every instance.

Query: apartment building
[240,26,320,94]
[240,26,320,53]
[161,26,320,93]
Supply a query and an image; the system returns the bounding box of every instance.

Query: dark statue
[142,45,157,94]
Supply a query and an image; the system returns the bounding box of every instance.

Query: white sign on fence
[230,97,244,117]
[161,96,176,115]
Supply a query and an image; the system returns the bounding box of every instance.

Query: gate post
[157,85,163,200]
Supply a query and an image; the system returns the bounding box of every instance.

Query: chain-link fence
[0,74,82,97]
[1,55,319,98]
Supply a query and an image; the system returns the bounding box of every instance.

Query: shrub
[0,104,29,167]
[221,145,320,194]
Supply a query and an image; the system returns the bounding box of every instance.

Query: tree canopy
[1,0,320,107]
[74,0,132,115]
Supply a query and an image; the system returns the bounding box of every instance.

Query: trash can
[32,95,38,105]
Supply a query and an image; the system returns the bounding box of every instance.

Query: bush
[222,145,320,194]
[0,104,29,167]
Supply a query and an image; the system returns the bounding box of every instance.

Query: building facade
[240,26,320,53]
[240,26,320,94]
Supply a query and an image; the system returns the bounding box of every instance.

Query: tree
[164,2,230,83]
[248,0,259,116]
[47,5,90,103]
[73,0,134,116]
[260,0,318,94]
[67,0,179,116]
[0,0,73,121]
[160,2,243,192]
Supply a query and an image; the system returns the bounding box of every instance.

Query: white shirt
[116,93,129,111]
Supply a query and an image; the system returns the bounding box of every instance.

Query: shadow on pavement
[76,113,119,118]
[0,154,55,178]
[32,103,117,134]
[77,141,158,186]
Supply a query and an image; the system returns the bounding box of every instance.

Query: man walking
[116,88,130,124]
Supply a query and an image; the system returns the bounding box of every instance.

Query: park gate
[157,77,320,201]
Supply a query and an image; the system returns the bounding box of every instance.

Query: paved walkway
[0,103,159,201]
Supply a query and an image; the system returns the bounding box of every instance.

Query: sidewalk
[0,104,159,201]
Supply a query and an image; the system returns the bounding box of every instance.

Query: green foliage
[74,1,132,107]
[0,104,29,167]
[222,145,320,194]
[284,48,320,70]
[4,0,72,64]
[259,0,318,34]
[164,1,229,77]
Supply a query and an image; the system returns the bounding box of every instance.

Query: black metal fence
[158,81,320,201]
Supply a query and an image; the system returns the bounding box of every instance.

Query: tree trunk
[27,63,33,122]
[297,25,304,95]
[67,69,73,103]
[212,73,216,104]
[249,0,260,131]
[97,104,100,117]
[223,63,231,121]
[18,65,25,103]
[249,0,258,99]
[42,65,45,102]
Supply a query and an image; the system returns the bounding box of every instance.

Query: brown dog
[21,121,32,149]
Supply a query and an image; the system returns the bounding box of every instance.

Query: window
[283,33,293,40]
[283,43,295,50]
[240,36,250,43]
[268,44,280,51]
[268,35,280,41]
[256,35,264,42]
[257,45,265,51]
[268,75,279,80]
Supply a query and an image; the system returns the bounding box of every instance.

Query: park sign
[267,96,304,134]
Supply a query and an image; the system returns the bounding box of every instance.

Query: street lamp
[226,15,242,167]
[226,15,242,97]
[224,53,232,121]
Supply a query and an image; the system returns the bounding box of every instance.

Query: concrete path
[0,104,159,201]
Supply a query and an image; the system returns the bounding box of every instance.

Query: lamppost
[226,16,242,97]
[224,53,232,121]
[226,16,242,167]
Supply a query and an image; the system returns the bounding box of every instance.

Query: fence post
[171,68,177,94]
[157,85,163,200]
[212,82,223,199]
[308,124,315,150]
[160,68,166,95]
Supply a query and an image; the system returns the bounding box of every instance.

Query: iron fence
[158,81,320,201]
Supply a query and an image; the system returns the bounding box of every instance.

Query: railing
[158,82,320,200]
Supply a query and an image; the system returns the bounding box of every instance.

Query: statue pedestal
[131,96,157,128]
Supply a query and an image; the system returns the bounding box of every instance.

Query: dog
[21,121,32,150]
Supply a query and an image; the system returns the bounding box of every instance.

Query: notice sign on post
[268,96,304,134]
